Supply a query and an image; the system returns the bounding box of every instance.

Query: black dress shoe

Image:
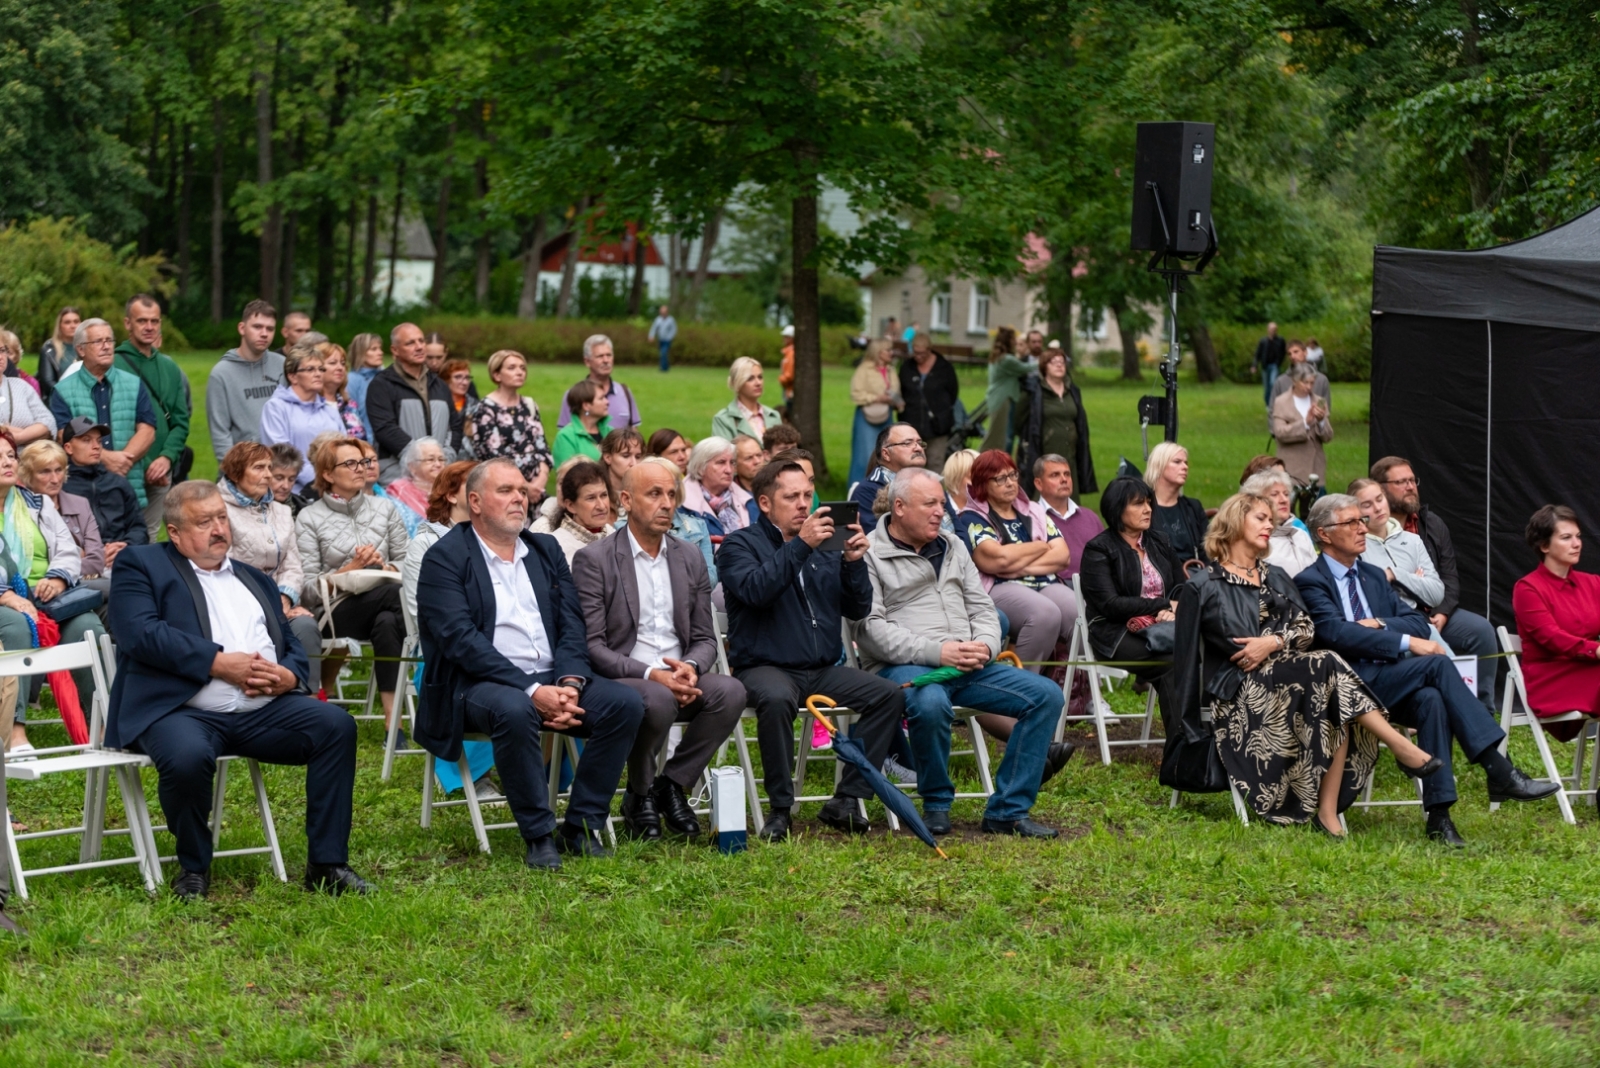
[818,796,871,834]
[171,868,210,902]
[524,835,562,871]
[922,809,952,836]
[980,816,1059,838]
[304,864,372,896]
[1427,812,1467,848]
[1396,753,1444,780]
[620,790,663,841]
[557,823,613,859]
[1487,766,1561,804]
[758,809,792,842]
[1040,741,1077,786]
[650,776,702,838]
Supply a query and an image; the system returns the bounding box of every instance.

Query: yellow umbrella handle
[996,651,1022,669]
[805,694,838,735]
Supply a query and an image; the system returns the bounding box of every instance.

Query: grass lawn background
[4,355,1598,1067]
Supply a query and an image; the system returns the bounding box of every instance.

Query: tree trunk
[1111,301,1143,381]
[385,160,406,313]
[473,157,491,309]
[314,202,336,319]
[1189,316,1221,383]
[627,229,647,316]
[790,156,825,478]
[1042,246,1074,365]
[666,233,680,311]
[255,63,279,306]
[685,205,723,321]
[429,123,455,308]
[555,197,587,318]
[140,109,162,256]
[177,126,193,300]
[361,192,378,307]
[518,216,545,319]
[210,100,226,323]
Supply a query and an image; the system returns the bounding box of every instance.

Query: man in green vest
[49,319,158,511]
[116,294,191,539]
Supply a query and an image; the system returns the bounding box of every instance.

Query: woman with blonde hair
[712,357,782,442]
[317,342,366,441]
[19,440,102,582]
[848,339,901,485]
[1144,440,1207,565]
[1190,492,1438,834]
[346,331,384,439]
[0,330,55,445]
[38,306,81,400]
[470,348,552,494]
[941,447,978,533]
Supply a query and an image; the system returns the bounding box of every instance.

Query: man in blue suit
[106,481,365,900]
[415,458,644,871]
[1295,494,1557,846]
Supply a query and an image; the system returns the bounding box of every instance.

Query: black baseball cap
[60,416,110,445]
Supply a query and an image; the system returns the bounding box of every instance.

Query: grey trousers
[616,673,747,793]
[142,480,171,543]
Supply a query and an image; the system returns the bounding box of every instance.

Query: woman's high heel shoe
[1310,812,1345,839]
[1396,753,1443,780]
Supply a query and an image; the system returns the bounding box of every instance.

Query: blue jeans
[849,407,889,488]
[658,339,672,371]
[879,662,1061,822]
[1261,363,1278,407]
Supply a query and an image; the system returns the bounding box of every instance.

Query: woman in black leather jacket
[1192,492,1438,835]
[1078,477,1181,671]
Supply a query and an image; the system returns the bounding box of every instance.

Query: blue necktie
[1345,568,1365,621]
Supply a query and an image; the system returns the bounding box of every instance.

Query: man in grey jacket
[206,299,285,464]
[855,468,1064,839]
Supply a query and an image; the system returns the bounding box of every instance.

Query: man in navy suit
[106,481,366,900]
[415,458,644,871]
[1295,494,1557,846]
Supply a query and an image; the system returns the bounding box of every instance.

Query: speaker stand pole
[1160,271,1180,443]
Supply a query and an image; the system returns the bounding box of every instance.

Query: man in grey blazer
[571,458,747,840]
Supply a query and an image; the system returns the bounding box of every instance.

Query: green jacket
[114,340,190,467]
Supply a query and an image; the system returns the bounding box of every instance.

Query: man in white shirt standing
[104,481,366,901]
[415,458,645,871]
[572,458,746,841]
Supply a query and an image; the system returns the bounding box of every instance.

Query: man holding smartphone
[718,458,906,842]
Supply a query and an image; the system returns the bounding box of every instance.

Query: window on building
[931,292,952,332]
[967,287,990,335]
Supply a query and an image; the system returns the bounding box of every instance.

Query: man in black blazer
[1294,494,1557,846]
[106,481,365,900]
[415,458,644,870]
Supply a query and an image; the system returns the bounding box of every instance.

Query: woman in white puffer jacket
[295,436,409,722]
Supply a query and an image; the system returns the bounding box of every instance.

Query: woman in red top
[1511,504,1600,742]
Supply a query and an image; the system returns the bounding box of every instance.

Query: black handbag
[36,583,104,621]
[1156,583,1232,793]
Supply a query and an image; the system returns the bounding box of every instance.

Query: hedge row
[1205,318,1372,383]
[174,313,862,366]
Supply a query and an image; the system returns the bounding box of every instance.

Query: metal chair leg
[247,760,288,882]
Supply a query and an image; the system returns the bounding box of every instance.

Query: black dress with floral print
[469,395,553,484]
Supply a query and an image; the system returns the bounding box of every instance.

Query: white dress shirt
[186,556,280,713]
[627,528,682,674]
[474,529,554,696]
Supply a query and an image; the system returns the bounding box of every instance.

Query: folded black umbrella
[806,695,948,859]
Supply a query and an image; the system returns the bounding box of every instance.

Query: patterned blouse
[469,394,553,483]
[334,394,365,440]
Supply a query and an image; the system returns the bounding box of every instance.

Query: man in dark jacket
[61,417,149,571]
[897,333,960,472]
[1251,322,1286,409]
[718,458,906,842]
[115,294,191,539]
[849,423,927,534]
[1371,455,1499,712]
[366,322,456,485]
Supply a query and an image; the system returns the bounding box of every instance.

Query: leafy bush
[1205,318,1372,383]
[0,218,173,351]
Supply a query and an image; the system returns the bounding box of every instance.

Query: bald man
[571,459,746,841]
[364,321,456,484]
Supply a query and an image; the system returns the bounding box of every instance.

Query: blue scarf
[219,475,272,512]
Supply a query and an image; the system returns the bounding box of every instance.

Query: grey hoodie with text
[206,348,285,464]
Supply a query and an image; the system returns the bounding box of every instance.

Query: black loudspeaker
[1130,122,1215,255]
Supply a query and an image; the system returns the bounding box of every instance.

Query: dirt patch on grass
[798,1002,899,1046]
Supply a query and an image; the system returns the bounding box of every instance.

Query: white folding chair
[1492,627,1595,825]
[380,630,426,781]
[1,634,160,901]
[316,575,383,723]
[420,732,517,853]
[1059,573,1159,763]
[90,635,287,882]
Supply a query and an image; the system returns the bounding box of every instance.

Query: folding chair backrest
[92,633,118,746]
[0,632,107,750]
[711,608,734,677]
[1497,627,1528,703]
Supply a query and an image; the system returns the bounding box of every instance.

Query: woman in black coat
[1077,477,1181,672]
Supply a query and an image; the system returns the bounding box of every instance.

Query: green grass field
[4,357,1598,1067]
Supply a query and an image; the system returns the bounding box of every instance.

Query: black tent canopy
[1370,206,1600,627]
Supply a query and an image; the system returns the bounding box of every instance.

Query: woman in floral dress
[469,349,553,499]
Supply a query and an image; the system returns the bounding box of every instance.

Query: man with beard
[415,458,645,870]
[1370,456,1500,712]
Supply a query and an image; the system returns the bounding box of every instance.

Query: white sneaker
[7,743,35,762]
[471,776,504,803]
[882,755,918,786]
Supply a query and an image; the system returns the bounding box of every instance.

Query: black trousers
[461,677,644,841]
[1359,654,1506,809]
[134,694,357,873]
[735,664,905,811]
[615,673,746,793]
[328,584,404,692]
